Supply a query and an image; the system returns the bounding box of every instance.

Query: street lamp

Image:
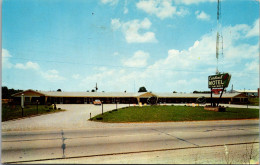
[247,94,249,109]
[102,101,104,115]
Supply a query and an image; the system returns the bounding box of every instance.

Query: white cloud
[111,18,157,43]
[174,0,216,5]
[72,74,80,79]
[124,8,128,14]
[245,61,258,72]
[195,10,210,21]
[14,61,40,70]
[2,49,66,83]
[13,60,65,82]
[2,49,13,69]
[246,19,259,38]
[113,52,119,56]
[96,66,107,71]
[100,0,118,6]
[222,19,259,40]
[122,50,150,67]
[136,0,188,19]
[82,20,259,92]
[111,19,121,30]
[124,0,128,14]
[176,7,189,16]
[41,69,65,82]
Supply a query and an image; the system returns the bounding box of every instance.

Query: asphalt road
[2,120,259,164]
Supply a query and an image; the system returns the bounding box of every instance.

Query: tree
[91,89,95,92]
[173,91,177,93]
[2,86,23,99]
[57,89,62,92]
[138,86,147,92]
[2,86,9,99]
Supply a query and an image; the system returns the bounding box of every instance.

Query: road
[2,120,259,164]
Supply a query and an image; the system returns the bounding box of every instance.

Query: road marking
[151,128,200,147]
[4,142,259,164]
[61,129,66,158]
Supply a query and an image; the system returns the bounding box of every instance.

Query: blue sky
[2,0,259,93]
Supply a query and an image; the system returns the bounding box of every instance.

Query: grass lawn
[91,105,259,123]
[2,104,65,121]
[249,97,259,106]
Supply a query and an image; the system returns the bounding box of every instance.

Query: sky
[2,0,259,93]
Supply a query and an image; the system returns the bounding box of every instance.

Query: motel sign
[208,73,231,89]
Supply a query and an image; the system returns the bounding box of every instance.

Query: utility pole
[21,94,24,117]
[95,83,98,92]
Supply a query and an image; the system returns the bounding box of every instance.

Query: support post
[210,88,213,107]
[217,87,225,107]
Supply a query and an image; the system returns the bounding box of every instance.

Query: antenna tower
[216,0,223,74]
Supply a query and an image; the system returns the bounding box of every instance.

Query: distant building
[12,89,248,105]
[234,89,258,97]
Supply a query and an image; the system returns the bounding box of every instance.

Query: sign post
[210,88,213,107]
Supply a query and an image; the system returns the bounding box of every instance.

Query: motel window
[25,97,30,102]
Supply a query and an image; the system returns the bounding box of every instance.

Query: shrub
[96,117,103,120]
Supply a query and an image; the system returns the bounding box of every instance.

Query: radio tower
[216,0,223,74]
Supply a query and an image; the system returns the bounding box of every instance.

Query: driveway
[2,104,129,132]
[2,103,259,132]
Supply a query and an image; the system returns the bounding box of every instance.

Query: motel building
[11,89,248,105]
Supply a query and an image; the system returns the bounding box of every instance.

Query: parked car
[93,99,102,105]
